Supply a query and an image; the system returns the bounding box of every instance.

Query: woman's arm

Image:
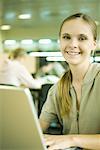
[73,134,100,150]
[44,134,100,150]
[39,119,50,133]
[18,63,42,89]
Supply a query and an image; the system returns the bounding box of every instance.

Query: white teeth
[67,51,80,55]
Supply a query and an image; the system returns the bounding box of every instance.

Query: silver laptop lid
[0,85,47,150]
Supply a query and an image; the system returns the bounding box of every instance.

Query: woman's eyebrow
[79,34,88,37]
[62,33,70,36]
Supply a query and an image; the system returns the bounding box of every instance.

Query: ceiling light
[3,40,19,50]
[18,14,31,19]
[29,52,62,57]
[4,40,17,45]
[38,39,52,44]
[46,56,65,61]
[21,39,33,44]
[95,57,100,62]
[0,25,11,30]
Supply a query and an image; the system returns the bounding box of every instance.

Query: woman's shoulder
[91,63,100,75]
[90,63,100,79]
[47,82,59,96]
[48,82,58,91]
[92,62,100,69]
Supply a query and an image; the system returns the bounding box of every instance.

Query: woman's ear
[93,40,97,50]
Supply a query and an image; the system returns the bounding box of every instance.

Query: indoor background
[0,0,100,73]
[0,0,100,49]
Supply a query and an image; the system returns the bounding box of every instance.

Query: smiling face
[59,18,96,66]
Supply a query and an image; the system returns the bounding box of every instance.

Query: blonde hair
[58,13,97,116]
[59,12,97,41]
[58,70,72,116]
[9,48,26,60]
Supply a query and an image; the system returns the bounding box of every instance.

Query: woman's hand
[44,134,74,150]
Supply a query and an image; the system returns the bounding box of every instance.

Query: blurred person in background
[36,57,66,84]
[0,48,43,89]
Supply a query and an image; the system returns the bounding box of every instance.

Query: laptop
[0,85,47,150]
[0,85,78,150]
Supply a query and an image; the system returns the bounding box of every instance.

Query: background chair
[38,84,62,135]
[38,84,53,117]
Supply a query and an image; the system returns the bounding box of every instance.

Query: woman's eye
[62,35,71,40]
[79,36,87,41]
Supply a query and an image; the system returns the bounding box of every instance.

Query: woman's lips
[65,51,81,56]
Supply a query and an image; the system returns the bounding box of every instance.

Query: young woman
[39,13,100,150]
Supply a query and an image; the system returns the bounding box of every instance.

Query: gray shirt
[40,63,100,134]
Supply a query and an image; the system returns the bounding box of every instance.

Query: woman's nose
[69,39,78,48]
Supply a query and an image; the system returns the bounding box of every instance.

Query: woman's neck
[70,62,91,83]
